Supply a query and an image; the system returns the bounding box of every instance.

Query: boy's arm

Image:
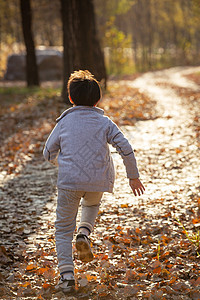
[107,120,145,195]
[43,123,60,164]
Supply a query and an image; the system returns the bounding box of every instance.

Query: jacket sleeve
[43,122,61,163]
[107,119,139,179]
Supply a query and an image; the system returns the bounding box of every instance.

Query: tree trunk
[60,0,73,103]
[20,0,39,86]
[146,0,152,69]
[60,0,106,103]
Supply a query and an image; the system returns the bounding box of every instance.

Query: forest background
[0,0,200,78]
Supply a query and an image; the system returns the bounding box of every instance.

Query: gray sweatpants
[55,188,103,275]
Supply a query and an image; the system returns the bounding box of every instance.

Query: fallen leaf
[151,260,161,269]
[193,277,200,287]
[86,274,97,282]
[42,282,51,289]
[78,278,88,287]
[26,263,37,271]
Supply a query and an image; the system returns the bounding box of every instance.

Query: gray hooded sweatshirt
[43,106,139,193]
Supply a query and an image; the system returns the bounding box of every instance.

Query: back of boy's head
[67,70,101,106]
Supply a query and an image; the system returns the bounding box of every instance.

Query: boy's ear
[69,95,74,104]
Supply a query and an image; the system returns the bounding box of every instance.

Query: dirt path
[1,66,200,299]
[103,66,200,212]
[119,66,200,205]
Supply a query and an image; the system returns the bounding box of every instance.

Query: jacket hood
[56,106,104,123]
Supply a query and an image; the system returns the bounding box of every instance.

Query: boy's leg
[78,192,103,234]
[76,192,103,262]
[55,189,84,276]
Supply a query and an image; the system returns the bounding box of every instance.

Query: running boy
[43,70,145,293]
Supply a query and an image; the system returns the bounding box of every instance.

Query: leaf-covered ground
[0,66,200,299]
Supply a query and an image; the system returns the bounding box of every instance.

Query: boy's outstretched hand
[129,178,145,196]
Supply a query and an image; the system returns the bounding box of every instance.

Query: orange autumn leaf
[121,204,128,208]
[101,254,109,260]
[99,292,109,297]
[160,251,170,259]
[116,225,122,230]
[37,267,49,275]
[123,238,131,244]
[192,218,200,224]
[42,282,51,289]
[153,266,162,274]
[48,238,55,244]
[26,263,37,271]
[135,228,141,234]
[169,276,177,285]
[163,211,171,217]
[142,291,151,298]
[129,261,135,268]
[141,239,148,245]
[161,235,170,244]
[37,295,45,300]
[176,148,182,153]
[20,281,31,288]
[86,274,97,282]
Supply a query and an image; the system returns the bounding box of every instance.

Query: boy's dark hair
[67,70,101,106]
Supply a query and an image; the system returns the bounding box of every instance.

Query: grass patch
[0,86,40,95]
[0,86,61,97]
[0,86,61,108]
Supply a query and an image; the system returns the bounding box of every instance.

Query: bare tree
[20,0,39,86]
[60,0,106,102]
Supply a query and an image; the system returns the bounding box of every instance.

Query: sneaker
[75,233,94,262]
[55,275,75,293]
